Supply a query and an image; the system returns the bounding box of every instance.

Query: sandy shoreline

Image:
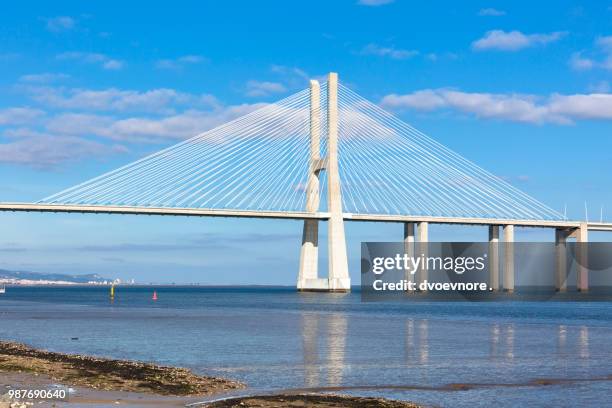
[0,340,241,407]
[1,371,202,407]
[1,371,422,408]
[0,341,422,407]
[0,341,243,396]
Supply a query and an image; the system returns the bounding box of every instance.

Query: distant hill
[0,269,111,284]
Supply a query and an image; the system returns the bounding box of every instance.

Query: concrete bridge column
[298,219,324,290]
[555,229,569,292]
[563,223,588,292]
[404,223,415,287]
[489,226,500,291]
[576,223,589,292]
[298,79,327,291]
[326,73,350,292]
[416,221,428,290]
[503,225,514,292]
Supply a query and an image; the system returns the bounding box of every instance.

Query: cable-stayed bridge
[1,73,610,291]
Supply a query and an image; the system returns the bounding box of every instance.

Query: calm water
[2,286,612,407]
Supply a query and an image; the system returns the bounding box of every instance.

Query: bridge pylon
[297,73,351,292]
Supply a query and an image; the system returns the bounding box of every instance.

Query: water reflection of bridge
[302,313,347,387]
[300,313,592,388]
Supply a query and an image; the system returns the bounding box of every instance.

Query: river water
[1,286,612,407]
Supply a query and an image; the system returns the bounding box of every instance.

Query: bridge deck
[1,202,609,231]
[0,203,324,220]
[343,213,584,229]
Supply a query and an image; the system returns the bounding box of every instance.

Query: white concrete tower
[297,80,327,291]
[326,72,351,291]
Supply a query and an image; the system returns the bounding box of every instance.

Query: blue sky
[1,0,611,284]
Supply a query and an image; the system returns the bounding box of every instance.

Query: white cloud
[245,81,286,97]
[0,103,265,169]
[19,73,70,83]
[570,36,612,71]
[382,90,447,111]
[4,128,51,138]
[596,35,612,50]
[45,16,75,32]
[357,0,394,5]
[1,84,269,166]
[45,113,115,137]
[478,8,506,16]
[0,108,45,125]
[56,52,124,70]
[102,60,123,70]
[425,52,458,62]
[270,65,309,80]
[569,52,595,70]
[268,65,318,89]
[472,30,566,51]
[382,90,557,123]
[547,93,612,120]
[27,86,219,114]
[381,88,612,124]
[45,104,265,142]
[0,133,126,168]
[155,55,206,70]
[360,44,419,60]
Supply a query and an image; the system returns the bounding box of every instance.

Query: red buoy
[152,290,158,301]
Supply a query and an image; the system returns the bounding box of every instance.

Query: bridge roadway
[1,202,611,231]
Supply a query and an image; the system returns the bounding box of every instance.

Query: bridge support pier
[404,223,415,286]
[416,221,428,290]
[575,223,589,292]
[298,219,327,290]
[503,225,514,292]
[555,229,569,292]
[556,223,588,292]
[489,226,500,291]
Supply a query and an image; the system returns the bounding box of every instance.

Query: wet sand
[0,341,424,407]
[1,371,203,407]
[204,394,421,407]
[0,341,243,396]
[1,371,424,408]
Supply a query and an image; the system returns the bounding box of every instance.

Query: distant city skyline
[1,1,611,283]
